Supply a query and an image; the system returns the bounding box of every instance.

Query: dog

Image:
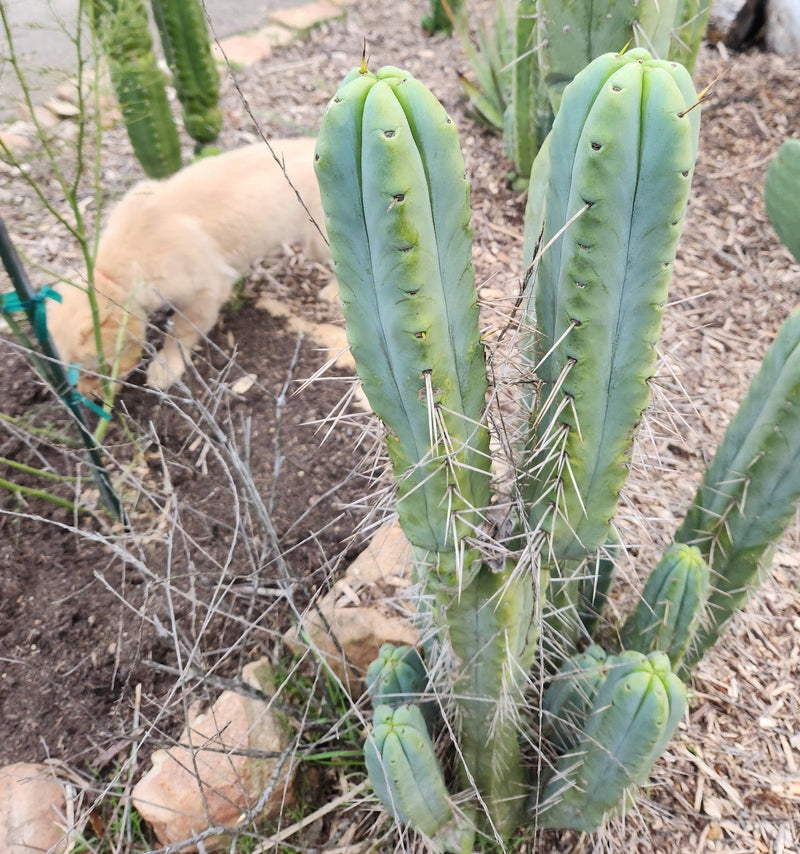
[46,137,327,394]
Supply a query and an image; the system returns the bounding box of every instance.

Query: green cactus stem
[314,65,491,586]
[621,543,709,668]
[538,0,678,113]
[676,307,800,669]
[442,564,537,839]
[521,49,701,565]
[504,0,552,184]
[765,138,800,265]
[89,0,182,178]
[365,703,454,837]
[422,0,464,34]
[536,650,686,831]
[542,642,607,752]
[366,644,429,710]
[151,0,222,145]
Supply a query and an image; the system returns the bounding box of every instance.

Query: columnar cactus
[537,651,687,831]
[521,49,701,565]
[315,47,800,847]
[151,0,222,145]
[621,543,709,668]
[90,0,182,178]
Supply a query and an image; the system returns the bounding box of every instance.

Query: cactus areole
[314,66,491,577]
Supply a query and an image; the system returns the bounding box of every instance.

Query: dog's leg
[145,284,230,390]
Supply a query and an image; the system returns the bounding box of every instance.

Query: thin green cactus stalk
[669,0,713,73]
[521,49,701,565]
[151,0,222,145]
[422,0,464,34]
[765,138,800,265]
[538,0,678,113]
[505,0,551,184]
[536,651,686,832]
[89,0,182,178]
[675,307,800,669]
[314,64,491,585]
[621,543,710,669]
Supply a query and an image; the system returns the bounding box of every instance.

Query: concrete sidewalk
[0,0,311,117]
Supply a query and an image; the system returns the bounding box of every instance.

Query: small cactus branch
[676,307,800,668]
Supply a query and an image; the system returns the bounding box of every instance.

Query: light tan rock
[132,660,293,852]
[269,0,345,32]
[212,34,272,66]
[0,131,33,160]
[285,523,418,691]
[0,762,69,853]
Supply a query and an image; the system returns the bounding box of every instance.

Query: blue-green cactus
[537,651,687,831]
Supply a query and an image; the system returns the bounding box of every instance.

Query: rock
[766,0,800,55]
[0,131,33,161]
[212,34,273,66]
[0,763,70,853]
[132,660,293,851]
[268,0,345,33]
[285,522,418,692]
[42,98,81,119]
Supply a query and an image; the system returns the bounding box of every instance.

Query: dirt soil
[1,1,800,851]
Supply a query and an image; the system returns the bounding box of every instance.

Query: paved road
[0,0,306,116]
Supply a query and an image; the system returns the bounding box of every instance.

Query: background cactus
[151,0,222,146]
[765,138,800,264]
[453,0,711,184]
[89,0,222,176]
[90,0,182,178]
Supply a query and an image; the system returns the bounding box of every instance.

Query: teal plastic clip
[66,363,112,421]
[0,284,62,341]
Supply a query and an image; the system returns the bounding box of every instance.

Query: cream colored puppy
[47,138,327,394]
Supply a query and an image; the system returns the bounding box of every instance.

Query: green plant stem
[0,456,79,482]
[0,476,84,513]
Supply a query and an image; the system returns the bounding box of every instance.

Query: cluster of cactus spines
[668,0,713,73]
[521,49,701,567]
[90,0,182,178]
[364,704,455,839]
[536,651,687,831]
[765,138,800,265]
[313,64,492,585]
[673,306,800,669]
[150,0,222,146]
[620,543,709,668]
